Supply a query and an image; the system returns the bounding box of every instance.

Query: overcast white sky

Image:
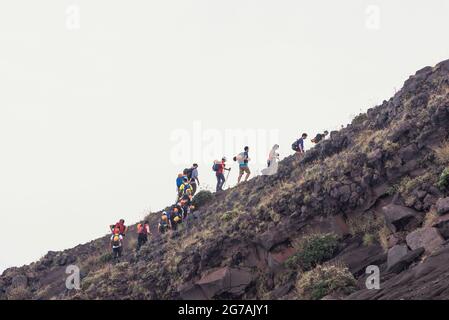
[1,0,449,273]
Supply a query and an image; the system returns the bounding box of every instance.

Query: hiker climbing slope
[158,211,171,234]
[292,133,307,158]
[311,130,328,144]
[178,177,193,199]
[170,205,183,231]
[176,173,184,190]
[267,144,279,168]
[188,163,200,196]
[213,157,231,192]
[136,221,150,251]
[110,229,123,261]
[237,146,251,183]
[262,144,279,176]
[110,219,128,236]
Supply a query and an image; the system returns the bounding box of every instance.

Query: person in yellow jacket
[178,177,193,199]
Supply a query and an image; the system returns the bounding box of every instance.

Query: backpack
[137,223,148,235]
[183,183,192,193]
[292,139,300,151]
[212,162,219,172]
[185,168,193,179]
[112,235,121,247]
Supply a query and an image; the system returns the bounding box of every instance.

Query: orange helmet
[173,208,178,213]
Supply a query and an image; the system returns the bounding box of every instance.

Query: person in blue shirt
[237,146,251,183]
[176,173,185,200]
[293,133,308,158]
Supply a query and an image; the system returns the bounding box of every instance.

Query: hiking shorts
[239,166,250,175]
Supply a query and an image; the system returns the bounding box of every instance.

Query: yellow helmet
[174,216,181,223]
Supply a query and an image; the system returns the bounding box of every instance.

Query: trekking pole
[222,168,231,189]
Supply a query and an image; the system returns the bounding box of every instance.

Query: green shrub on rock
[296,264,357,300]
[192,190,214,209]
[437,168,449,191]
[285,233,339,271]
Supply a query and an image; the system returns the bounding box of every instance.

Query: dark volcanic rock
[436,197,449,215]
[179,267,253,300]
[406,227,445,253]
[433,214,449,239]
[387,247,424,274]
[382,204,423,233]
[387,245,409,270]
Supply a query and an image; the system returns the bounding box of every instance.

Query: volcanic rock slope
[2,60,449,300]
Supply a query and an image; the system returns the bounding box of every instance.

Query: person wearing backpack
[110,228,123,261]
[158,211,171,234]
[170,205,184,231]
[136,221,150,251]
[110,219,128,237]
[311,130,329,144]
[178,177,193,199]
[213,157,230,192]
[237,146,251,183]
[292,133,308,158]
[176,173,184,189]
[189,164,200,196]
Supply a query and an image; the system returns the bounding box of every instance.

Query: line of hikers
[108,131,329,260]
[109,219,151,260]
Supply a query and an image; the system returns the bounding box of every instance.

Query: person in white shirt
[110,230,123,260]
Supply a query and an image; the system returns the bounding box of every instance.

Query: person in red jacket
[215,157,231,192]
[110,219,128,236]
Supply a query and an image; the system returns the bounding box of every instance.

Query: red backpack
[138,223,148,235]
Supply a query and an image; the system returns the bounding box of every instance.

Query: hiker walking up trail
[292,133,307,158]
[176,173,184,191]
[178,177,193,199]
[136,221,150,251]
[213,157,231,192]
[188,164,200,196]
[179,189,196,225]
[311,130,328,144]
[110,219,128,237]
[170,205,183,231]
[158,211,171,234]
[236,146,251,183]
[262,144,280,176]
[110,229,123,261]
[267,144,279,168]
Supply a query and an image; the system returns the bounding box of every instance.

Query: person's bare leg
[245,172,250,181]
[238,173,243,183]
